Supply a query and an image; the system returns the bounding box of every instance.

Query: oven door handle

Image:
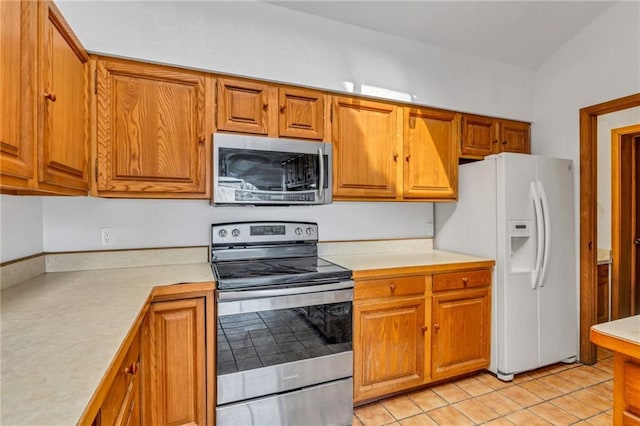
[217,280,353,301]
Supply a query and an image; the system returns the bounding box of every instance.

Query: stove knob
[231,228,240,237]
[295,227,303,235]
[306,227,314,235]
[218,229,227,238]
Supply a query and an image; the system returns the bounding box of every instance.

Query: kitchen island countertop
[1,262,213,426]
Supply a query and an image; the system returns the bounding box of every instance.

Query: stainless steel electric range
[211,221,354,426]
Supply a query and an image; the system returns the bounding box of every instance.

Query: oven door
[212,133,332,205]
[216,281,353,406]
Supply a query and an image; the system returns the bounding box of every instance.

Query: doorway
[612,126,640,319]
[579,93,640,365]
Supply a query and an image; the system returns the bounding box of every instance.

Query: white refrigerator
[434,153,577,381]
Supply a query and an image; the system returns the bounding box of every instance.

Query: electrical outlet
[101,228,114,247]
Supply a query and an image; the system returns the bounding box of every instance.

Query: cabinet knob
[393,153,399,162]
[280,105,286,112]
[263,103,269,111]
[421,325,428,333]
[502,140,507,145]
[198,136,206,145]
[389,282,396,292]
[493,139,498,144]
[44,91,57,102]
[124,361,138,376]
[462,277,469,286]
[405,155,411,162]
[433,323,440,331]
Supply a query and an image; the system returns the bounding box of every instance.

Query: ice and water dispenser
[508,220,535,273]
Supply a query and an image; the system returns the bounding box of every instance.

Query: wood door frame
[611,125,640,321]
[579,93,640,365]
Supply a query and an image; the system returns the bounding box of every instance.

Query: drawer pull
[124,361,138,376]
[44,91,57,102]
[462,277,469,286]
[389,283,396,292]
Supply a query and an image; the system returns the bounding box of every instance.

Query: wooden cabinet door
[432,287,490,380]
[95,58,211,197]
[101,328,142,426]
[461,114,497,158]
[216,78,269,135]
[354,296,426,402]
[499,119,531,154]
[404,108,459,200]
[0,0,36,189]
[278,87,324,140]
[332,97,401,199]
[145,298,206,426]
[39,1,89,192]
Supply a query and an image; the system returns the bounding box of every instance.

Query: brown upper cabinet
[461,113,530,159]
[93,57,213,198]
[403,108,459,200]
[331,97,459,201]
[216,77,324,140]
[0,1,89,195]
[331,96,402,199]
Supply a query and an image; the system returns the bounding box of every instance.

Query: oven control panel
[212,221,317,245]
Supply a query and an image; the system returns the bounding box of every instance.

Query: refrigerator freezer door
[535,157,577,367]
[497,154,539,376]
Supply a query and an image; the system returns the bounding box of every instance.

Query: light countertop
[597,248,612,265]
[323,249,494,275]
[1,262,213,426]
[591,315,640,346]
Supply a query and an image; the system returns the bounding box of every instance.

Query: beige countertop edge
[323,249,495,278]
[1,262,214,426]
[591,315,640,360]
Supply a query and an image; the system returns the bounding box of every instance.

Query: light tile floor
[353,348,614,426]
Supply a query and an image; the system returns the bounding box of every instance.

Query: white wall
[42,198,433,252]
[596,107,640,250]
[56,1,534,120]
[0,0,535,256]
[0,196,43,262]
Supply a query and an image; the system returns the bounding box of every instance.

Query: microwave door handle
[317,148,324,199]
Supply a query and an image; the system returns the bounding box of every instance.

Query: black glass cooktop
[213,256,352,290]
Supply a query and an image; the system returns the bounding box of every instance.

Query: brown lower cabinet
[353,267,492,404]
[86,284,214,426]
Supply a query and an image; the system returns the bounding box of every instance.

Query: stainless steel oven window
[217,289,352,375]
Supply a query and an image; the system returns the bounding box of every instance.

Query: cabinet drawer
[355,276,425,300]
[101,329,141,425]
[433,269,491,292]
[625,361,640,412]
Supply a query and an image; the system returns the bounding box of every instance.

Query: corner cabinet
[403,108,459,200]
[461,114,530,159]
[331,96,402,199]
[1,0,89,195]
[216,77,325,140]
[144,298,207,426]
[84,283,215,426]
[353,266,492,405]
[94,57,213,198]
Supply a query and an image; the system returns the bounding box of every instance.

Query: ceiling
[265,1,617,70]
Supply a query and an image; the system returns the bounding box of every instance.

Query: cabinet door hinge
[330,106,333,123]
[214,83,218,127]
[94,69,98,95]
[94,159,98,182]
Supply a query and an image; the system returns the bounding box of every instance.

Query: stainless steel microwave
[212,133,332,206]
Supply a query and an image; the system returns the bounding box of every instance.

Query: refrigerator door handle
[537,181,551,287]
[531,182,544,289]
